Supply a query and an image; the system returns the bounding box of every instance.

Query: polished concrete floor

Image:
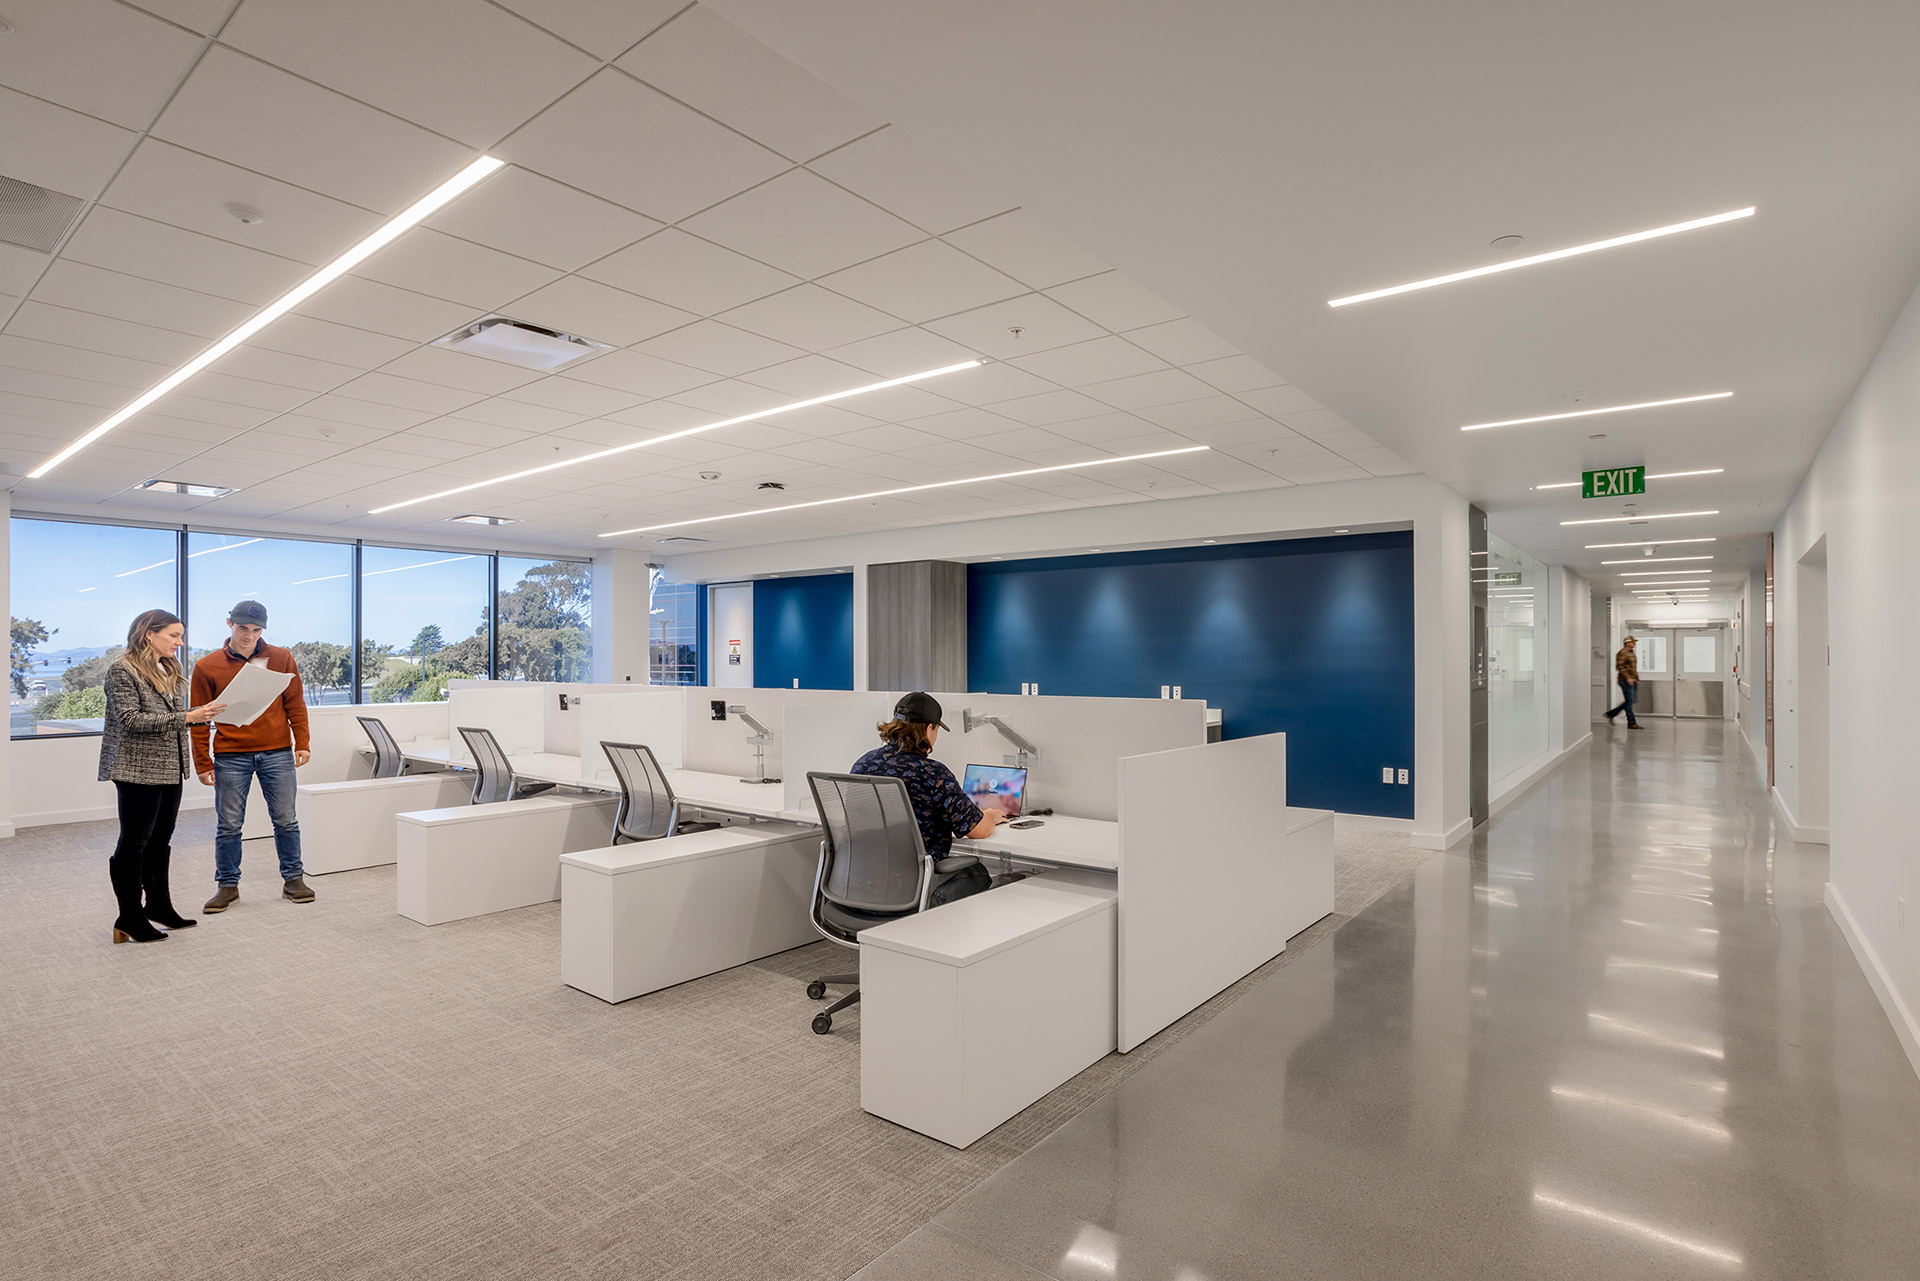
[855,720,1920,1279]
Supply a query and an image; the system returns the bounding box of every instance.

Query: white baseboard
[1771,786,1830,845]
[1412,815,1473,851]
[1490,734,1591,817]
[1826,882,1920,1084]
[13,793,217,831]
[1743,728,1768,778]
[1333,813,1413,833]
[0,822,14,840]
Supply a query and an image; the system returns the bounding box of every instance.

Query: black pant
[111,782,181,914]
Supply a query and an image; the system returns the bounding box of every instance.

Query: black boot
[143,844,196,930]
[111,853,167,944]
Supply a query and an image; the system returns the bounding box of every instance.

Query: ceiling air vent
[431,315,614,371]
[0,174,85,253]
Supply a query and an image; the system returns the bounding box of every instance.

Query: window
[359,546,489,703]
[186,533,354,706]
[1683,633,1719,675]
[649,570,700,685]
[10,519,179,735]
[497,556,592,682]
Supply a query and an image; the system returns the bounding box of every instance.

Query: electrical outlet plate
[1171,686,1182,699]
[1382,767,1394,784]
[1398,768,1409,785]
[1160,685,1171,699]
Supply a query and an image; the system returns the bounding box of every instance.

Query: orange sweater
[190,642,310,773]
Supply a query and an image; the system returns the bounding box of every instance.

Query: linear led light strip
[1327,207,1754,307]
[28,156,507,479]
[1566,510,1716,527]
[1464,392,1730,433]
[1607,556,1714,566]
[600,446,1212,537]
[369,360,982,515]
[1587,537,1716,549]
[292,553,475,586]
[1533,468,1723,490]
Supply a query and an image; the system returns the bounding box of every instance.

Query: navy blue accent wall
[753,574,854,690]
[968,533,1415,817]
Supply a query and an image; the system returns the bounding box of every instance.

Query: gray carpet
[0,810,1434,1280]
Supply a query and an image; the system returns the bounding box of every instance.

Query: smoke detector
[227,204,266,226]
[431,315,614,371]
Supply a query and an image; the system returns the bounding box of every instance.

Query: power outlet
[1031,683,1040,695]
[1160,685,1171,699]
[791,678,799,689]
[1382,767,1394,784]
[1398,768,1410,785]
[1172,686,1182,699]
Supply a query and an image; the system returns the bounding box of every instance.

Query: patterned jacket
[1616,645,1639,685]
[97,659,193,785]
[849,743,983,860]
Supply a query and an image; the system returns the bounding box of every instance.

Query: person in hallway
[190,601,314,911]
[97,610,227,944]
[851,692,1006,906]
[1605,634,1642,729]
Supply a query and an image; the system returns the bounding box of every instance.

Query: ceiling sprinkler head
[1007,326,1025,339]
[699,471,721,481]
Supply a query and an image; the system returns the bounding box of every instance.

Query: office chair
[600,741,722,843]
[803,771,982,1035]
[357,715,408,779]
[455,726,552,804]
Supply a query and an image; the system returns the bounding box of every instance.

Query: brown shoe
[283,877,315,903]
[1629,723,1645,730]
[203,886,239,913]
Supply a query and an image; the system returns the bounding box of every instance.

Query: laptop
[962,763,1027,819]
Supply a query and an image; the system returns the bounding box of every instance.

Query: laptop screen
[962,764,1027,819]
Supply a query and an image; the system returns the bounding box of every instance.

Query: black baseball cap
[893,692,949,731]
[229,600,268,626]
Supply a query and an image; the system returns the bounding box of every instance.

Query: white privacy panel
[782,695,897,814]
[445,684,548,763]
[578,688,688,777]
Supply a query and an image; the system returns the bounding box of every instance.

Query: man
[1605,635,1643,730]
[191,601,313,910]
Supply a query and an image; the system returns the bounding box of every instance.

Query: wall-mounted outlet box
[1382,767,1394,784]
[1398,768,1410,785]
[1172,686,1182,699]
[792,678,799,688]
[1032,683,1040,695]
[1021,683,1031,695]
[1161,685,1171,699]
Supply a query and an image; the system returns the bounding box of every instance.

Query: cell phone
[1009,819,1044,829]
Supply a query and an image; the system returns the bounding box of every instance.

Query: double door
[1630,625,1729,719]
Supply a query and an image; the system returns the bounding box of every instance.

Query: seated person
[851,692,1006,905]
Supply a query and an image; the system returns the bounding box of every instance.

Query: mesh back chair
[802,771,981,1035]
[456,726,551,804]
[357,716,408,779]
[600,741,721,843]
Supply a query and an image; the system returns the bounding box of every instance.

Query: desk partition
[578,689,688,778]
[445,685,547,765]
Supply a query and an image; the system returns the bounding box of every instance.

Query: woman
[98,610,225,944]
[850,692,1005,905]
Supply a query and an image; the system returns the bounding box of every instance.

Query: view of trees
[11,616,51,699]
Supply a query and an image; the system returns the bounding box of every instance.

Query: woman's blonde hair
[876,718,934,756]
[123,609,186,699]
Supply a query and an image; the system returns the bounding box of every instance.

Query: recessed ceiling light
[598,447,1211,537]
[1533,481,1582,491]
[136,478,234,498]
[1618,567,1713,575]
[1462,392,1731,433]
[1567,511,1718,527]
[1537,468,1722,491]
[449,514,517,526]
[1334,528,1351,533]
[371,359,981,515]
[1605,556,1715,565]
[1201,539,1219,544]
[30,155,504,479]
[1326,206,1753,307]
[1586,537,1717,549]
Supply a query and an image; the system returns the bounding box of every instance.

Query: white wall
[707,583,753,688]
[589,549,651,685]
[1550,566,1592,753]
[662,473,1475,850]
[1774,272,1920,1080]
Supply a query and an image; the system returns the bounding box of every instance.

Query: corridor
[858,721,1920,1279]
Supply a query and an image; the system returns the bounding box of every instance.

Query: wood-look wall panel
[869,560,966,692]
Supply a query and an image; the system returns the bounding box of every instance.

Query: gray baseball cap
[229,600,268,626]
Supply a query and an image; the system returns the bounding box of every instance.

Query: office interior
[2,2,1917,1277]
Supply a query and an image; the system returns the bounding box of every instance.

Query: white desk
[969,816,1118,873]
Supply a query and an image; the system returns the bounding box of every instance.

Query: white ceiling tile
[665,379,791,416]
[122,1,230,33]
[412,417,537,448]
[1080,368,1217,410]
[1337,446,1419,476]
[619,7,883,162]
[222,0,597,149]
[490,0,682,59]
[100,139,384,267]
[582,228,799,316]
[292,276,477,342]
[1182,354,1287,394]
[817,239,1025,324]
[1045,271,1184,331]
[0,0,201,129]
[1122,317,1242,366]
[501,376,641,416]
[443,397,578,433]
[0,245,47,299]
[834,384,960,423]
[757,404,879,437]
[1182,420,1306,449]
[718,284,904,350]
[900,406,1026,441]
[0,85,136,200]
[929,361,1059,407]
[353,228,562,311]
[1008,335,1167,387]
[30,259,250,340]
[635,320,805,377]
[682,170,923,280]
[807,126,1017,235]
[770,437,871,465]
[62,207,310,306]
[213,345,358,394]
[968,426,1088,459]
[1314,428,1385,454]
[506,275,696,347]
[1137,395,1275,431]
[168,368,307,411]
[0,335,165,389]
[1281,465,1373,486]
[425,166,660,272]
[331,372,485,416]
[1235,384,1325,417]
[153,47,474,214]
[1279,408,1360,439]
[832,422,945,453]
[4,301,203,365]
[922,294,1104,359]
[380,345,545,395]
[564,349,718,399]
[495,69,787,223]
[823,327,979,378]
[245,315,416,369]
[0,365,123,409]
[989,389,1112,427]
[742,354,893,398]
[943,209,1110,290]
[1039,412,1158,445]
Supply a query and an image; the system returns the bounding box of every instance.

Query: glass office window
[1683,633,1719,674]
[359,546,489,703]
[186,533,354,705]
[496,556,591,682]
[1639,635,1670,675]
[10,518,179,736]
[649,569,700,685]
[1486,534,1550,783]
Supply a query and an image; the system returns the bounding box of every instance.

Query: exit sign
[1583,466,1646,499]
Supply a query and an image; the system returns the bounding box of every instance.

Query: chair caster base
[806,981,827,1000]
[812,1014,833,1035]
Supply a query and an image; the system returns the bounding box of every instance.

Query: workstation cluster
[295,680,1334,1150]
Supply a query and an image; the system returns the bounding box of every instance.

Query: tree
[34,685,107,721]
[64,647,125,692]
[495,561,592,682]
[287,640,350,704]
[409,624,445,657]
[10,616,51,699]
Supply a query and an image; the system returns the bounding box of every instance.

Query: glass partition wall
[1486,534,1551,783]
[8,515,591,737]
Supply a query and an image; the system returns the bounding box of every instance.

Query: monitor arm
[962,708,1041,770]
[727,705,777,784]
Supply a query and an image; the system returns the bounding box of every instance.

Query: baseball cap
[893,691,949,731]
[229,600,268,626]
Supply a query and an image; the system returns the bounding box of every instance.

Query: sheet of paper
[210,661,294,727]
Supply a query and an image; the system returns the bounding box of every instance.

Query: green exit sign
[1489,572,1521,587]
[1583,466,1646,499]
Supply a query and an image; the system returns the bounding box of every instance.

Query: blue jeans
[1607,679,1639,726]
[213,749,303,884]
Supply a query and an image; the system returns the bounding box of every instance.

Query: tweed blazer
[97,659,193,786]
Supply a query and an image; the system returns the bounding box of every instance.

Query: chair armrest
[933,855,981,875]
